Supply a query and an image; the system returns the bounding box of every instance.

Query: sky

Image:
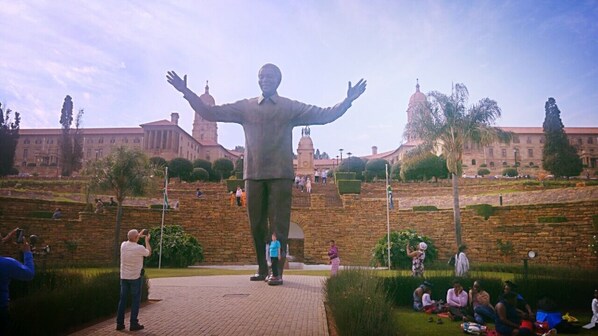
[1,0,597,158]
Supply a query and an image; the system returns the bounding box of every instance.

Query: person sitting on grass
[469,280,496,325]
[446,279,469,321]
[422,285,444,314]
[501,280,534,320]
[495,291,532,336]
[413,281,433,311]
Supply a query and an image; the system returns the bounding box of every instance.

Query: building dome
[298,134,314,149]
[408,79,426,105]
[199,81,215,106]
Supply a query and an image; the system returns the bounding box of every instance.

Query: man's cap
[423,281,433,287]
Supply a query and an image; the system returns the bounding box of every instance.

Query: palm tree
[86,147,156,263]
[404,83,512,246]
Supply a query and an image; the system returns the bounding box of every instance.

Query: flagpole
[159,166,168,269]
[385,164,391,270]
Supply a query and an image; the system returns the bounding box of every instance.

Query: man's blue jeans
[116,277,142,326]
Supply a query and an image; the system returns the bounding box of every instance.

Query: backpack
[448,254,456,266]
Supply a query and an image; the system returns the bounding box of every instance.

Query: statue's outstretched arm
[347,78,367,103]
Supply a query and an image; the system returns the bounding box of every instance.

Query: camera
[15,228,24,244]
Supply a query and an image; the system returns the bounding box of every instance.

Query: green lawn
[394,307,598,336]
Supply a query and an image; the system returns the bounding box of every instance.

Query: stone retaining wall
[1,196,596,268]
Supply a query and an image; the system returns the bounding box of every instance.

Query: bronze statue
[167,64,366,285]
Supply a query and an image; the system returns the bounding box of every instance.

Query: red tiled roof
[499,126,598,134]
[19,127,143,136]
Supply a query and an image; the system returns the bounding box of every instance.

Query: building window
[23,148,28,159]
[587,137,593,144]
[489,162,495,167]
[471,159,476,166]
[513,136,520,143]
[86,138,93,144]
[98,138,104,144]
[539,137,545,144]
[35,139,42,144]
[24,139,30,144]
[502,161,507,166]
[528,149,534,158]
[526,136,532,144]
[134,138,140,143]
[529,162,535,167]
[578,138,583,145]
[487,148,494,157]
[110,138,116,144]
[501,149,507,158]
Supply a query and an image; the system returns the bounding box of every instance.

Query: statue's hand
[167,71,188,93]
[347,78,367,102]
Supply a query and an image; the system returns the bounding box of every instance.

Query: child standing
[269,233,281,281]
[583,289,598,329]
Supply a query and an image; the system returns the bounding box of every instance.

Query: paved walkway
[70,275,329,336]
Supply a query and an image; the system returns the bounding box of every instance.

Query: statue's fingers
[184,74,187,85]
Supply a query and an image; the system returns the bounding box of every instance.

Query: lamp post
[513,149,518,167]
[339,148,344,162]
[347,152,352,158]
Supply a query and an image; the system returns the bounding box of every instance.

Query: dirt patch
[324,302,339,336]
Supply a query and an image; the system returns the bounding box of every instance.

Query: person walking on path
[167,64,366,285]
[582,289,598,329]
[0,229,35,333]
[455,244,470,277]
[407,242,427,277]
[328,240,340,276]
[116,229,152,332]
[306,177,312,193]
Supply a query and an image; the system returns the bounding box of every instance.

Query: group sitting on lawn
[412,279,583,335]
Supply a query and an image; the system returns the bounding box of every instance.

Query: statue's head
[258,63,282,98]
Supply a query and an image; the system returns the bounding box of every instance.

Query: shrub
[337,180,361,194]
[502,167,518,177]
[226,179,244,192]
[324,269,397,335]
[479,163,487,168]
[212,158,234,181]
[9,270,149,335]
[537,216,568,223]
[337,157,366,180]
[372,230,437,269]
[335,171,356,180]
[477,168,491,177]
[466,204,495,220]
[190,167,209,181]
[28,211,54,219]
[496,239,514,257]
[412,205,438,212]
[149,204,170,210]
[168,157,193,181]
[146,225,204,267]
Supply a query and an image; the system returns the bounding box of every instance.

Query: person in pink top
[446,279,469,321]
[328,240,340,276]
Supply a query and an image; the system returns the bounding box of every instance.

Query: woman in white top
[455,244,470,277]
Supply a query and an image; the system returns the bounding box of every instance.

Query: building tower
[296,126,315,176]
[192,81,218,143]
[406,79,427,144]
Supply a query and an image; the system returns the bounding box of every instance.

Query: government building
[13,81,598,177]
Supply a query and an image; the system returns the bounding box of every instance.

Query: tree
[168,158,193,181]
[0,102,20,176]
[190,167,209,181]
[404,83,512,246]
[150,156,167,168]
[85,147,154,263]
[542,97,583,178]
[372,230,437,269]
[337,156,366,180]
[58,96,84,176]
[390,162,401,180]
[400,152,448,182]
[502,167,518,177]
[364,158,390,181]
[233,156,244,178]
[192,158,213,180]
[146,225,204,267]
[212,158,234,181]
[477,168,491,177]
